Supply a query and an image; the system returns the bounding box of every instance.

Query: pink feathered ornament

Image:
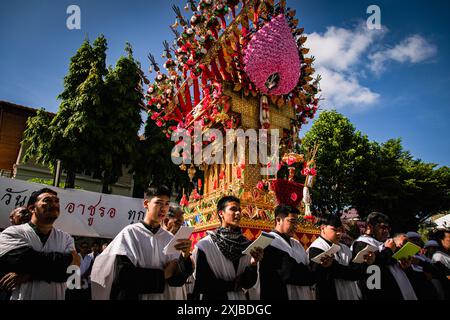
[244,14,301,95]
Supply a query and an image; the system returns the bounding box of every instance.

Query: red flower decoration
[256,181,264,190]
[180,194,189,207]
[193,189,202,200]
[301,167,310,176]
[290,192,298,202]
[236,167,242,179]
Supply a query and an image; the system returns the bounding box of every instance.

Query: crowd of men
[0,186,449,300]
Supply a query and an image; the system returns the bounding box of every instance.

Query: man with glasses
[162,206,184,235]
[352,212,417,300]
[257,205,316,300]
[308,215,369,300]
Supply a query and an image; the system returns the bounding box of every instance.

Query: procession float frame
[143,0,321,248]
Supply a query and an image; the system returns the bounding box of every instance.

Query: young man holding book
[192,196,263,300]
[257,205,317,300]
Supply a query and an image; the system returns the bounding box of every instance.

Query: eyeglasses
[377,224,391,231]
[286,218,300,224]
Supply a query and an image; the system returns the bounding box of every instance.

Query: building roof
[0,100,54,115]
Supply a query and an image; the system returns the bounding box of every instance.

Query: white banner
[0,177,146,238]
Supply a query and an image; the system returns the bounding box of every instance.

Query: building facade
[0,100,134,196]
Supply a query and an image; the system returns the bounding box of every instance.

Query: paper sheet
[163,226,194,255]
[242,231,275,255]
[352,244,379,263]
[311,244,341,264]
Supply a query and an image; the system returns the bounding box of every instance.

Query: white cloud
[307,25,381,72]
[369,35,437,73]
[305,25,437,112]
[306,24,383,110]
[317,66,379,112]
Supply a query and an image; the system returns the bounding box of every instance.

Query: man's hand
[249,247,264,266]
[164,260,179,279]
[363,252,376,265]
[0,272,31,291]
[71,250,81,266]
[174,239,192,259]
[320,255,334,268]
[399,257,412,270]
[384,239,396,252]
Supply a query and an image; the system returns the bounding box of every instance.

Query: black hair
[319,214,342,228]
[27,188,57,207]
[274,205,300,219]
[167,206,183,218]
[217,196,240,222]
[366,212,390,226]
[429,228,450,245]
[144,185,171,200]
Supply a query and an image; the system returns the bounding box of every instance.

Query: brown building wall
[0,101,36,174]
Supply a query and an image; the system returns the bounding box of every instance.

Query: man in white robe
[162,205,190,300]
[352,212,417,300]
[192,196,263,300]
[0,188,80,300]
[308,215,368,300]
[429,228,450,299]
[90,185,193,300]
[257,205,316,300]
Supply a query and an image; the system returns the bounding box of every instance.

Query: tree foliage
[98,43,144,193]
[131,118,190,199]
[303,110,450,231]
[22,36,143,192]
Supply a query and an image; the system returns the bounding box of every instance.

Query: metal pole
[53,160,62,187]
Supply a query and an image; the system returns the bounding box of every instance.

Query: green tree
[302,111,450,231]
[132,118,190,199]
[365,139,450,231]
[23,36,108,188]
[99,43,144,193]
[302,110,372,213]
[23,36,146,193]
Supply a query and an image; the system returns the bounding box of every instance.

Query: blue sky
[0,0,449,166]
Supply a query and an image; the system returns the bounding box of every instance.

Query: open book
[392,241,421,261]
[163,226,195,255]
[352,244,379,264]
[311,244,341,264]
[242,231,275,255]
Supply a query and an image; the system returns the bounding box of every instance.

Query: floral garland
[144,0,321,140]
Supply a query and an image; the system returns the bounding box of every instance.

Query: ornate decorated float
[144,0,321,248]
